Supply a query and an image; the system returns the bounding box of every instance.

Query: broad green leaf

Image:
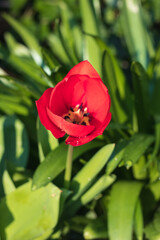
[66,174,116,217]
[134,200,143,240]
[0,115,29,168]
[80,0,101,75]
[0,181,61,240]
[37,117,58,162]
[108,181,143,240]
[69,144,115,202]
[145,208,160,240]
[102,50,129,123]
[123,134,154,168]
[83,217,108,239]
[80,174,116,205]
[32,140,104,190]
[106,140,128,175]
[131,62,150,132]
[3,14,42,64]
[120,0,154,68]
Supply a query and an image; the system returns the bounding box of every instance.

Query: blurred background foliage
[0,0,160,239]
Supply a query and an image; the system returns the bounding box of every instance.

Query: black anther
[64,116,70,120]
[83,113,90,117]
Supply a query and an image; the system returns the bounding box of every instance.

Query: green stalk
[64,145,74,189]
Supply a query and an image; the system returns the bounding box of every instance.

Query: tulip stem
[64,145,74,189]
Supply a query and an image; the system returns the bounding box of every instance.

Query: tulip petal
[49,75,88,113]
[36,88,65,138]
[65,60,101,79]
[66,112,112,146]
[83,78,111,123]
[47,108,95,137]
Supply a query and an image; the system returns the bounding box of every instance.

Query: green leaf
[123,134,154,168]
[134,200,143,240]
[120,0,154,68]
[0,115,29,168]
[145,208,160,240]
[37,117,58,162]
[32,140,104,190]
[58,3,80,65]
[2,169,16,195]
[83,217,108,239]
[66,174,116,217]
[3,14,42,64]
[6,55,49,88]
[132,156,148,180]
[48,33,71,66]
[106,140,128,175]
[149,180,160,201]
[108,181,143,240]
[0,181,61,240]
[69,144,115,202]
[80,0,101,75]
[131,61,150,132]
[146,118,160,168]
[41,48,60,73]
[102,50,130,123]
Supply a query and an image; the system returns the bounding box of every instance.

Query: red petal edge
[65,60,101,80]
[36,88,65,139]
[47,107,95,137]
[65,112,112,146]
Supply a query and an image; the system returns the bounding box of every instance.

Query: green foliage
[108,181,143,240]
[0,0,160,239]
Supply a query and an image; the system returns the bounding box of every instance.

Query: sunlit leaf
[3,14,42,64]
[32,140,104,190]
[0,181,61,240]
[69,144,115,202]
[108,181,143,240]
[120,0,154,68]
[80,0,101,75]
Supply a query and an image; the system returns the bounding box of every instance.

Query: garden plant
[0,0,160,239]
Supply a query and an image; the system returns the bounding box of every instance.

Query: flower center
[63,103,90,125]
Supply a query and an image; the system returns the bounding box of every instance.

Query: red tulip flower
[36,61,111,146]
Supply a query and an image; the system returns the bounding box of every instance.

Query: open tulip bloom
[36,60,111,147]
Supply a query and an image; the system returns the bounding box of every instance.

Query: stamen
[64,116,70,120]
[79,103,83,110]
[83,113,90,117]
[63,103,90,126]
